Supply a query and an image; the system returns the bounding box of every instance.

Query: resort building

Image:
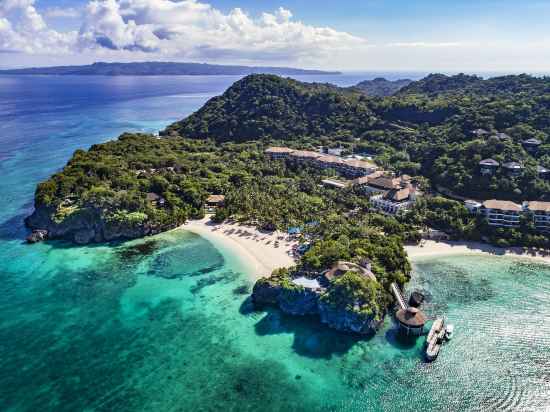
[522,138,542,154]
[526,201,550,232]
[481,200,522,228]
[502,161,524,177]
[370,186,417,215]
[289,150,323,162]
[265,147,378,177]
[205,195,225,212]
[322,261,377,284]
[146,192,166,208]
[359,174,412,195]
[265,146,295,160]
[479,158,499,175]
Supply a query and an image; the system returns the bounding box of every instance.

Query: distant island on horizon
[0,61,341,76]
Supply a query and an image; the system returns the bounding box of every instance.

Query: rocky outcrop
[318,302,382,335]
[251,276,383,335]
[278,288,319,315]
[26,229,48,244]
[25,205,175,245]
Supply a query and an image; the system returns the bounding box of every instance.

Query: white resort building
[370,186,417,215]
[526,201,550,232]
[480,200,522,228]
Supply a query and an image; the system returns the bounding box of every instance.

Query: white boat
[445,324,454,340]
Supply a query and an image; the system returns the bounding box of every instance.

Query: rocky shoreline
[25,205,175,244]
[252,269,386,335]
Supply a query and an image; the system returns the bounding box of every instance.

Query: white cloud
[0,0,365,63]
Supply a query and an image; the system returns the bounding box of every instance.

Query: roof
[482,199,523,212]
[322,179,349,189]
[324,261,376,282]
[265,146,294,154]
[368,175,406,190]
[396,307,427,327]
[523,138,542,145]
[290,150,322,159]
[146,192,162,201]
[479,158,499,167]
[527,201,550,213]
[502,161,524,170]
[384,187,412,202]
[537,165,550,174]
[344,159,377,169]
[317,155,346,165]
[352,171,385,186]
[207,194,225,203]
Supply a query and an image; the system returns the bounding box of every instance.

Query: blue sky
[2,0,550,72]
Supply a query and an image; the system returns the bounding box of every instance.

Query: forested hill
[350,78,412,96]
[165,74,379,142]
[166,73,550,200]
[0,61,340,76]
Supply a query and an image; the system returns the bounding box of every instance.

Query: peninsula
[0,61,340,76]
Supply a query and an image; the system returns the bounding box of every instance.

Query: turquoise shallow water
[1,75,550,411]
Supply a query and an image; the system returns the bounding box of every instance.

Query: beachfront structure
[479,158,499,175]
[526,202,550,232]
[265,147,378,177]
[265,146,295,160]
[481,199,522,228]
[370,187,417,215]
[502,161,524,177]
[322,261,377,284]
[396,307,427,336]
[205,195,225,212]
[522,138,542,153]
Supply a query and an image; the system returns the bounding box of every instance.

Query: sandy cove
[181,217,299,280]
[406,240,550,265]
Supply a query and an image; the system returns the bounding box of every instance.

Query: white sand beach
[406,240,550,265]
[181,217,299,280]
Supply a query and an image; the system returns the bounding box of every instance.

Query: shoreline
[180,217,299,280]
[406,240,550,265]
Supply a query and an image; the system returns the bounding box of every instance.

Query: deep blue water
[2,74,550,411]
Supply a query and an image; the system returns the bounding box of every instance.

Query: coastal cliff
[25,202,176,244]
[252,270,388,335]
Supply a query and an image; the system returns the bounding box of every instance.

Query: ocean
[1,74,549,411]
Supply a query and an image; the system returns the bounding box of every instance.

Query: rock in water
[409,291,425,308]
[26,229,48,244]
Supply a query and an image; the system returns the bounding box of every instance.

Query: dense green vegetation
[168,73,550,200]
[349,78,412,97]
[321,272,388,321]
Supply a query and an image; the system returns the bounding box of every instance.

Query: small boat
[445,324,454,340]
